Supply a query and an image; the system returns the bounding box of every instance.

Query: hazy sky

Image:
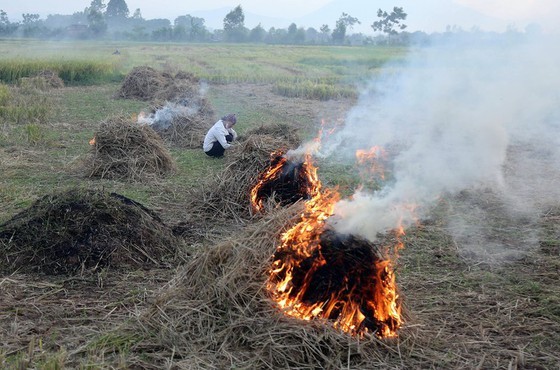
[2,0,559,33]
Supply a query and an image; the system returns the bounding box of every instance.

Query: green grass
[0,40,408,88]
[0,59,119,85]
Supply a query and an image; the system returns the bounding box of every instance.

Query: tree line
[0,1,409,44]
[0,1,538,45]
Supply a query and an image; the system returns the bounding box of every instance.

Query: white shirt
[203,120,238,152]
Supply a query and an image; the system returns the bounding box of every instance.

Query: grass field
[0,39,559,369]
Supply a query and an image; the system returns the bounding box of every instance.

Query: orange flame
[250,152,321,213]
[266,156,403,338]
[356,146,387,180]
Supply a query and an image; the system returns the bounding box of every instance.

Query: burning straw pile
[122,205,402,369]
[139,94,215,149]
[250,152,318,213]
[0,188,178,275]
[85,115,176,180]
[185,131,298,223]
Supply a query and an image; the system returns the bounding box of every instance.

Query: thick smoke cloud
[317,35,560,261]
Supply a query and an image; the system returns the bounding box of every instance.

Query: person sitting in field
[203,114,238,158]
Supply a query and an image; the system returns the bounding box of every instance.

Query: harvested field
[87,203,560,369]
[1,42,559,370]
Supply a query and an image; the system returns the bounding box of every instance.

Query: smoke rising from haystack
[314,35,560,261]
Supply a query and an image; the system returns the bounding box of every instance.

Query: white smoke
[137,81,209,130]
[317,34,560,261]
[138,102,199,130]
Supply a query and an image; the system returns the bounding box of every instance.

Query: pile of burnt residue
[0,188,178,275]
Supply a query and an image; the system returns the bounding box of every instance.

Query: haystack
[154,70,201,103]
[116,66,202,103]
[86,115,176,180]
[18,70,64,91]
[36,69,65,88]
[115,66,168,101]
[241,122,300,147]
[186,134,292,222]
[123,205,401,368]
[0,188,179,275]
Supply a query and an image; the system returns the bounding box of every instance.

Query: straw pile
[0,188,179,275]
[186,134,294,223]
[36,69,65,88]
[18,70,65,91]
[241,122,300,147]
[86,115,176,180]
[115,66,167,101]
[115,66,201,103]
[116,204,560,369]
[155,71,201,103]
[251,154,317,212]
[127,205,400,368]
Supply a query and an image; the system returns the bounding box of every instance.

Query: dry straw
[128,204,398,369]
[86,115,176,181]
[111,203,560,369]
[115,66,168,101]
[185,132,297,224]
[116,66,201,103]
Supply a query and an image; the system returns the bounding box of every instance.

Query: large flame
[265,153,403,338]
[250,152,321,213]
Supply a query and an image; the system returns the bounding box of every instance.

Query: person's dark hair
[221,113,237,124]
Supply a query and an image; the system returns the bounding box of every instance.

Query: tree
[106,0,129,19]
[132,8,142,20]
[174,15,207,41]
[249,23,265,43]
[87,8,107,36]
[0,10,18,36]
[22,13,42,37]
[320,24,331,43]
[332,12,360,44]
[371,7,407,35]
[223,5,246,42]
[88,0,106,13]
[287,23,298,43]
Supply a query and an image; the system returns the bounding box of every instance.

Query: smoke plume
[318,35,560,261]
